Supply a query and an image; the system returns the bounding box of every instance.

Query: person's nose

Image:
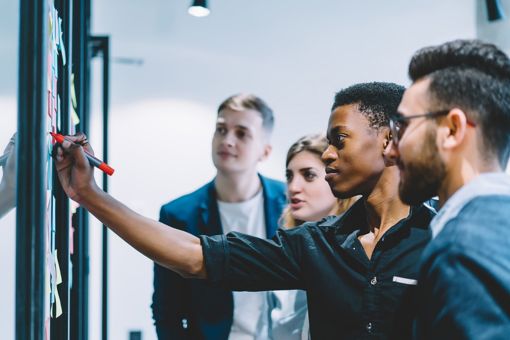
[383,139,400,166]
[321,144,336,166]
[222,131,236,147]
[288,177,303,195]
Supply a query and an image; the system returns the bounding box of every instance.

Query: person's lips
[325,167,339,181]
[217,150,236,158]
[290,198,305,210]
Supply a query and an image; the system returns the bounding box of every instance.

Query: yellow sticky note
[70,74,80,126]
[71,106,80,126]
[51,250,63,318]
[71,74,77,109]
[55,287,63,317]
[51,286,63,318]
[55,251,63,285]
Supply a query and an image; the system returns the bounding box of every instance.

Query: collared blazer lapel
[260,175,286,238]
[197,180,223,236]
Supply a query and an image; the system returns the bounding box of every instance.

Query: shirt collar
[330,199,429,249]
[430,172,510,238]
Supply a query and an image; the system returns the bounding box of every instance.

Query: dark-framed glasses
[389,110,476,146]
[389,110,448,146]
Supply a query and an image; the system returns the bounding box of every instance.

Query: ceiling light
[188,0,210,17]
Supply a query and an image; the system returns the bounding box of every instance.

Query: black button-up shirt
[200,200,435,339]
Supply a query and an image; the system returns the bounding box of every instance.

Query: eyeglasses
[389,110,448,146]
[389,110,476,146]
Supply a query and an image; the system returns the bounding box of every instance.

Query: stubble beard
[398,128,446,205]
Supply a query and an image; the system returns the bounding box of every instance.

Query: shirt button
[366,322,373,333]
[182,318,188,329]
[370,276,377,285]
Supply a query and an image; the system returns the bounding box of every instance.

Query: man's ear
[381,126,391,148]
[383,138,390,150]
[382,127,396,166]
[439,108,469,150]
[259,144,272,162]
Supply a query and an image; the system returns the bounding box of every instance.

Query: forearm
[202,230,303,290]
[80,185,206,278]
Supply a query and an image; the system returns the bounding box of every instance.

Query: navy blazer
[152,175,286,340]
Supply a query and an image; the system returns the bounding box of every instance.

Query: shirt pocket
[392,276,418,286]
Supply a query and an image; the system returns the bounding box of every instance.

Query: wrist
[75,180,102,206]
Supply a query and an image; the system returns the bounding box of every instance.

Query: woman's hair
[280,134,356,228]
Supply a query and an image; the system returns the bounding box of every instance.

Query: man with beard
[53,82,436,339]
[386,39,510,339]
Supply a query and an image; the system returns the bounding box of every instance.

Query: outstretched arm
[54,134,206,278]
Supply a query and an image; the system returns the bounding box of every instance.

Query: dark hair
[409,39,510,165]
[332,82,405,129]
[217,93,274,135]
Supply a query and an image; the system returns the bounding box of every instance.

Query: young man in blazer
[151,94,286,339]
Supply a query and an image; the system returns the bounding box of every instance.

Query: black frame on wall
[89,35,111,340]
[51,0,73,339]
[16,0,49,337]
[70,0,92,339]
[16,0,107,339]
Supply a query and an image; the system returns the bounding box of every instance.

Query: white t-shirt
[218,190,267,340]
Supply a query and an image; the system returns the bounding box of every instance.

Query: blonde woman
[267,134,357,340]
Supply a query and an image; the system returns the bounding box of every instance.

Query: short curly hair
[409,39,510,165]
[331,82,405,130]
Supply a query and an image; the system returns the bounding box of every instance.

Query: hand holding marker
[50,132,115,176]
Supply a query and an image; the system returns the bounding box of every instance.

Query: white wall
[477,0,510,53]
[0,98,18,340]
[90,1,478,339]
[9,0,508,339]
[0,0,19,339]
[476,0,510,172]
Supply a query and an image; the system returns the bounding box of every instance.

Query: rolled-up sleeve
[200,229,304,291]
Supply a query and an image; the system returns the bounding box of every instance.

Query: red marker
[50,132,115,176]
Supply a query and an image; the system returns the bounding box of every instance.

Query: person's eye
[216,126,227,135]
[395,121,408,137]
[236,130,246,139]
[304,170,317,181]
[285,171,293,183]
[334,134,347,148]
[394,116,408,128]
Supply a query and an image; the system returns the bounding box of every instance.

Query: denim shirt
[430,172,510,238]
[415,172,510,339]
